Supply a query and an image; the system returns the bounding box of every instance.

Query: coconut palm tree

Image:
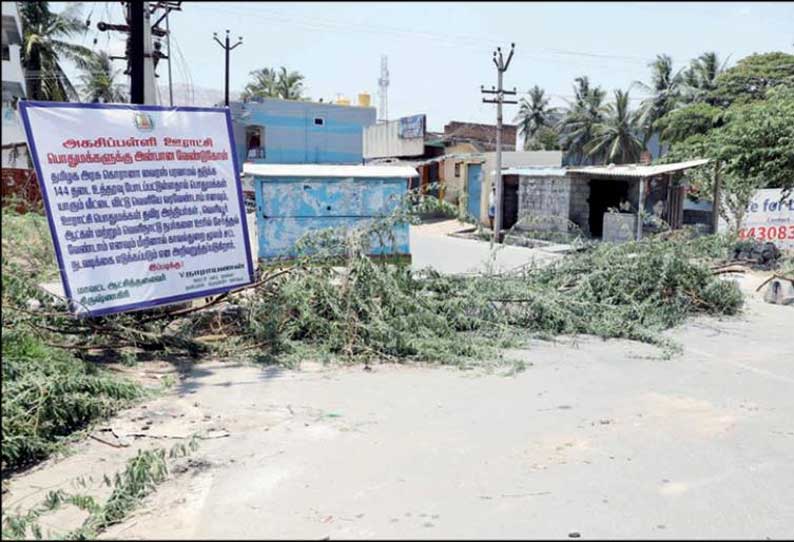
[79,51,127,103]
[275,67,305,100]
[557,76,609,164]
[241,67,278,100]
[19,2,92,101]
[633,54,684,145]
[515,85,557,149]
[241,66,305,100]
[681,51,730,102]
[586,90,644,165]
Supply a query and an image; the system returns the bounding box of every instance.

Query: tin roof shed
[567,159,710,179]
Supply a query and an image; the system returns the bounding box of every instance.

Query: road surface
[4,228,792,540]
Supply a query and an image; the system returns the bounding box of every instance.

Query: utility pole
[481,43,517,245]
[165,9,173,106]
[150,2,182,105]
[213,30,243,107]
[141,3,157,104]
[712,161,722,234]
[99,2,179,105]
[128,2,145,104]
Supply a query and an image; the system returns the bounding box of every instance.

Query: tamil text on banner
[19,102,255,316]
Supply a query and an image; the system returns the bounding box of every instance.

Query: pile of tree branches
[1,196,745,473]
[237,222,743,366]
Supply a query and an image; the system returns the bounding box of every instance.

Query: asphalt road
[4,228,792,540]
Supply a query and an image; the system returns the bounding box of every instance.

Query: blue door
[467,163,482,220]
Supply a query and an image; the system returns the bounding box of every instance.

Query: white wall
[2,2,27,148]
[363,119,425,159]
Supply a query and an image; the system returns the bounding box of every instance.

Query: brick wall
[443,121,517,150]
[1,167,41,213]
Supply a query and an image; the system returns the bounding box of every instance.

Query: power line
[188,2,657,66]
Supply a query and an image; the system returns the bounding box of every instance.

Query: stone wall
[517,175,573,232]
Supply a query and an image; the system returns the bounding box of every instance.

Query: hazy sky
[56,1,793,131]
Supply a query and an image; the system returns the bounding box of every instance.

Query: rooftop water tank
[334,94,350,106]
[357,92,371,107]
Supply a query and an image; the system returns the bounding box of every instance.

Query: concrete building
[443,151,562,222]
[244,163,417,262]
[2,0,28,168]
[1,1,37,212]
[230,98,377,168]
[508,159,710,242]
[363,114,431,160]
[364,114,558,221]
[363,117,517,163]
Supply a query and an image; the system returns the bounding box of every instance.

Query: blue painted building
[244,164,417,262]
[229,98,377,168]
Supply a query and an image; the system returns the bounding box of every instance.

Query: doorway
[588,179,630,238]
[466,163,482,221]
[245,125,265,160]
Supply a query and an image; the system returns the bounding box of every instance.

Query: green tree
[709,52,794,106]
[634,54,684,144]
[654,102,723,144]
[586,89,644,164]
[515,85,557,149]
[241,66,306,100]
[524,125,561,151]
[664,86,794,229]
[558,76,608,164]
[79,51,127,103]
[715,86,794,191]
[19,2,92,101]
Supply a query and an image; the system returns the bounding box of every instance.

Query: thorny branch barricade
[3,184,746,363]
[2,187,746,473]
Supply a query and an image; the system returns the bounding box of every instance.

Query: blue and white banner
[19,101,255,316]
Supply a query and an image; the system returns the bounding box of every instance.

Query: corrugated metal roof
[243,163,419,178]
[501,167,568,177]
[567,159,710,178]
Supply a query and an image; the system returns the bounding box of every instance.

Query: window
[313,117,325,126]
[454,162,461,178]
[246,125,265,160]
[1,44,9,61]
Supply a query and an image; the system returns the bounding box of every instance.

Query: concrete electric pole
[481,43,517,245]
[213,30,243,107]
